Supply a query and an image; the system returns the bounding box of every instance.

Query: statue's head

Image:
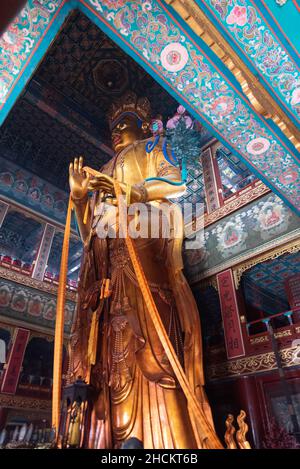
[108,91,151,152]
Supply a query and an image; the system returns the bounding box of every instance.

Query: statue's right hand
[69,156,90,201]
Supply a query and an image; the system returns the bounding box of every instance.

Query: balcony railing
[0,255,78,291]
[243,308,300,355]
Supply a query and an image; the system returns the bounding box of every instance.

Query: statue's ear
[141,121,150,134]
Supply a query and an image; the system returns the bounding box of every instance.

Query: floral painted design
[291,88,300,106]
[160,42,189,72]
[226,5,248,27]
[278,169,298,185]
[246,137,270,156]
[211,96,235,117]
[1,26,27,54]
[0,0,64,105]
[100,0,128,10]
[207,0,300,121]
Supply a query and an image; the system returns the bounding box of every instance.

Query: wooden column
[236,375,264,449]
[0,201,9,228]
[0,407,8,431]
[31,223,55,281]
[201,145,223,213]
[1,328,30,394]
[216,269,245,359]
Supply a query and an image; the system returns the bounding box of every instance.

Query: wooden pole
[52,197,73,434]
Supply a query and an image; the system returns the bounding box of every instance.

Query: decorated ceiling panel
[0,0,300,214]
[1,97,109,191]
[216,145,256,198]
[0,210,43,265]
[197,0,300,126]
[33,10,178,135]
[46,231,83,281]
[242,251,300,315]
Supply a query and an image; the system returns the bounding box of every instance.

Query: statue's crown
[108,91,151,129]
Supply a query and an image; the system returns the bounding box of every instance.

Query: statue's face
[111,114,144,152]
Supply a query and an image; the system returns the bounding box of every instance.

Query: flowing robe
[69,138,214,449]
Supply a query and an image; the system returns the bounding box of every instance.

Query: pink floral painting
[226,6,248,27]
[291,87,300,106]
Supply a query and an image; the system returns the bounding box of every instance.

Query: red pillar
[1,328,30,394]
[0,407,8,431]
[236,375,264,449]
[216,269,245,359]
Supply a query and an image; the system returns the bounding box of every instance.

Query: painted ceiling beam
[167,0,300,152]
[257,0,300,63]
[24,79,114,158]
[193,0,300,130]
[0,0,300,215]
[80,0,300,214]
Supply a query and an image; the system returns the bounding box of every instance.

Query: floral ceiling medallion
[275,0,288,5]
[160,42,189,72]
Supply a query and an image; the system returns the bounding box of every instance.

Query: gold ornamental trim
[207,346,300,381]
[233,238,300,288]
[0,393,51,410]
[250,330,293,345]
[275,330,292,339]
[0,265,77,301]
[249,335,269,345]
[165,0,300,150]
[198,276,218,292]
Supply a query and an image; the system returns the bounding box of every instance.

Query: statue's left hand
[88,173,115,195]
[89,174,144,202]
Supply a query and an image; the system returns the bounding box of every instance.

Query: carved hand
[69,156,90,201]
[89,174,144,203]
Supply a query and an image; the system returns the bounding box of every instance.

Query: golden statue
[67,91,222,449]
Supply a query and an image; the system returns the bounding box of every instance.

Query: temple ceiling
[0,1,299,214]
[193,0,300,127]
[34,10,178,129]
[242,251,300,315]
[0,9,181,191]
